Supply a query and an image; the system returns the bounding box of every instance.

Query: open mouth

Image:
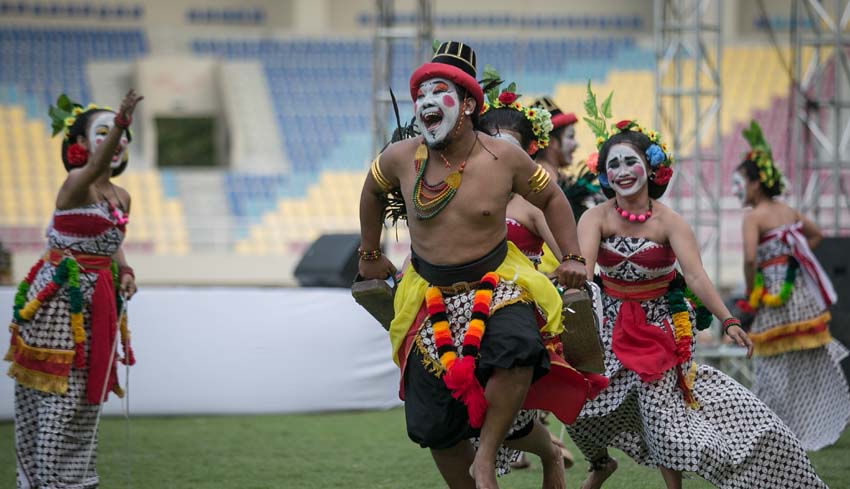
[421,109,444,132]
[615,177,637,188]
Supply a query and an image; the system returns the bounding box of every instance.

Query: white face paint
[414,78,461,147]
[87,111,129,169]
[732,171,746,204]
[606,144,648,197]
[561,125,577,165]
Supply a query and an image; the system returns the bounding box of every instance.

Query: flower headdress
[582,81,674,188]
[742,120,785,194]
[48,94,117,140]
[479,65,554,154]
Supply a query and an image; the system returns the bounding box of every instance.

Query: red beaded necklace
[614,199,653,223]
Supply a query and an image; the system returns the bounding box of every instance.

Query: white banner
[0,286,402,419]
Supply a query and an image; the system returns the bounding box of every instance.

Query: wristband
[722,317,741,334]
[119,265,135,279]
[358,248,382,261]
[114,113,132,129]
[562,253,586,265]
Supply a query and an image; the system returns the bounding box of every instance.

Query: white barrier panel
[0,286,402,419]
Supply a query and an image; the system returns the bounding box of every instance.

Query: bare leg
[659,467,682,489]
[505,420,566,489]
[472,366,534,489]
[579,452,618,489]
[431,440,477,489]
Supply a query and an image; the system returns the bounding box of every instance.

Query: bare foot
[540,441,566,489]
[580,458,617,489]
[470,459,499,489]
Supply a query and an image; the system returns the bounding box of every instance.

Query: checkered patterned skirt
[751,236,850,451]
[567,254,826,488]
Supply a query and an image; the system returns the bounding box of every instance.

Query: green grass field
[2,408,848,488]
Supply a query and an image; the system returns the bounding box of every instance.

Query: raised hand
[117,89,144,122]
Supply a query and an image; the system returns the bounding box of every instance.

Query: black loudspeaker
[813,237,850,378]
[294,233,361,288]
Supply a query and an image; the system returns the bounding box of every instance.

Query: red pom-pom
[443,355,488,428]
[66,143,89,167]
[676,340,690,363]
[74,342,86,369]
[498,91,518,105]
[122,342,136,366]
[653,165,673,185]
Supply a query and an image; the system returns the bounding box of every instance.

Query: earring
[465,110,472,115]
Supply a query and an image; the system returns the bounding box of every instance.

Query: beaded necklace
[412,138,477,220]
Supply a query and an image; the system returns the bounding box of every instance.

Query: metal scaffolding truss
[654,0,723,280]
[791,0,850,235]
[371,0,433,156]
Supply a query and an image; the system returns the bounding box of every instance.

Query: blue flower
[646,144,666,167]
[597,171,610,188]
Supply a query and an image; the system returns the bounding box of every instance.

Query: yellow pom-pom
[19,299,42,320]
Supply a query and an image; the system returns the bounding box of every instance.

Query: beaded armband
[370,155,393,193]
[358,248,382,261]
[562,253,586,265]
[722,317,741,334]
[528,164,551,193]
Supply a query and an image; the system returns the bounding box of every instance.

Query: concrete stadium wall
[0,286,402,419]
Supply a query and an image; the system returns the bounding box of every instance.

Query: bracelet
[722,317,741,334]
[119,265,135,279]
[562,253,587,265]
[114,113,132,129]
[358,248,382,261]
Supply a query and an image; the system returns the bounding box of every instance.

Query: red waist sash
[46,249,119,404]
[603,271,679,382]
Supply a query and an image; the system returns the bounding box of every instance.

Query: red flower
[498,91,517,105]
[615,120,632,130]
[66,143,89,166]
[586,152,599,174]
[526,140,539,156]
[653,165,673,185]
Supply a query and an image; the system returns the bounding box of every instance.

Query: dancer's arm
[576,205,603,279]
[668,211,754,357]
[113,246,137,299]
[741,210,759,293]
[57,90,142,209]
[358,149,398,280]
[516,156,584,288]
[796,209,823,250]
[521,197,561,259]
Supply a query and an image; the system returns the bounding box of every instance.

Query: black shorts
[403,301,549,449]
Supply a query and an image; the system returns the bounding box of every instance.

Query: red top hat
[410,41,485,114]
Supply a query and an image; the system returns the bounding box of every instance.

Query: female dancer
[479,82,575,471]
[736,120,849,450]
[5,89,143,488]
[567,85,827,489]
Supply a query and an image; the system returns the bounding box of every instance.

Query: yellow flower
[759,171,766,181]
[596,136,605,146]
[661,143,668,152]
[527,109,536,118]
[482,103,490,112]
[86,103,99,110]
[72,107,83,116]
[513,102,523,110]
[648,130,658,141]
[64,117,76,127]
